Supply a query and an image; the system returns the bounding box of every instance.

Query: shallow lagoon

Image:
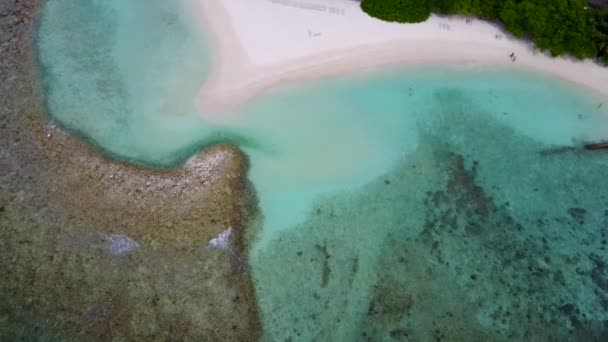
[36,0,608,340]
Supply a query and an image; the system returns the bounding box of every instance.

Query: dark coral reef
[0,1,261,340]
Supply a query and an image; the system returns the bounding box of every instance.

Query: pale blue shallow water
[36,1,608,340]
[37,0,214,166]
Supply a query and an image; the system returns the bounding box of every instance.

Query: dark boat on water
[584,141,608,150]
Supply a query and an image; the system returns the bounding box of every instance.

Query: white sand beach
[192,0,608,119]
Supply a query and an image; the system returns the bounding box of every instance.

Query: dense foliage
[361,0,430,23]
[360,0,608,64]
[592,6,608,64]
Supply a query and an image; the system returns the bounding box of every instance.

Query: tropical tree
[361,0,431,23]
[362,0,608,63]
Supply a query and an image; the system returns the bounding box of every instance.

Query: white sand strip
[191,0,608,118]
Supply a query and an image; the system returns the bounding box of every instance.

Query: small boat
[584,142,608,150]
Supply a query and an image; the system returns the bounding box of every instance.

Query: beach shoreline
[192,0,608,119]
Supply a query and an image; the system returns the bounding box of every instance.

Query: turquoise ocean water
[37,0,608,340]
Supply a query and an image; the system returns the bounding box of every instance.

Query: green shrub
[361,0,431,24]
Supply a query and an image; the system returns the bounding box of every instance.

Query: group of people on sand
[509,52,517,62]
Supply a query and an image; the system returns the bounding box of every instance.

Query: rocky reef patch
[0,1,261,340]
[252,89,608,341]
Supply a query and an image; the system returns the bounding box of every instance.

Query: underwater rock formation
[251,98,608,341]
[0,1,261,340]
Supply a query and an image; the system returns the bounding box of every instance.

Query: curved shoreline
[194,0,608,117]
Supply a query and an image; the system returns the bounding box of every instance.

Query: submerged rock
[106,234,139,257]
[208,227,233,250]
[568,207,587,224]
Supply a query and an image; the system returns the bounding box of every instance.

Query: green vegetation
[592,7,608,64]
[360,0,608,64]
[361,0,430,23]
